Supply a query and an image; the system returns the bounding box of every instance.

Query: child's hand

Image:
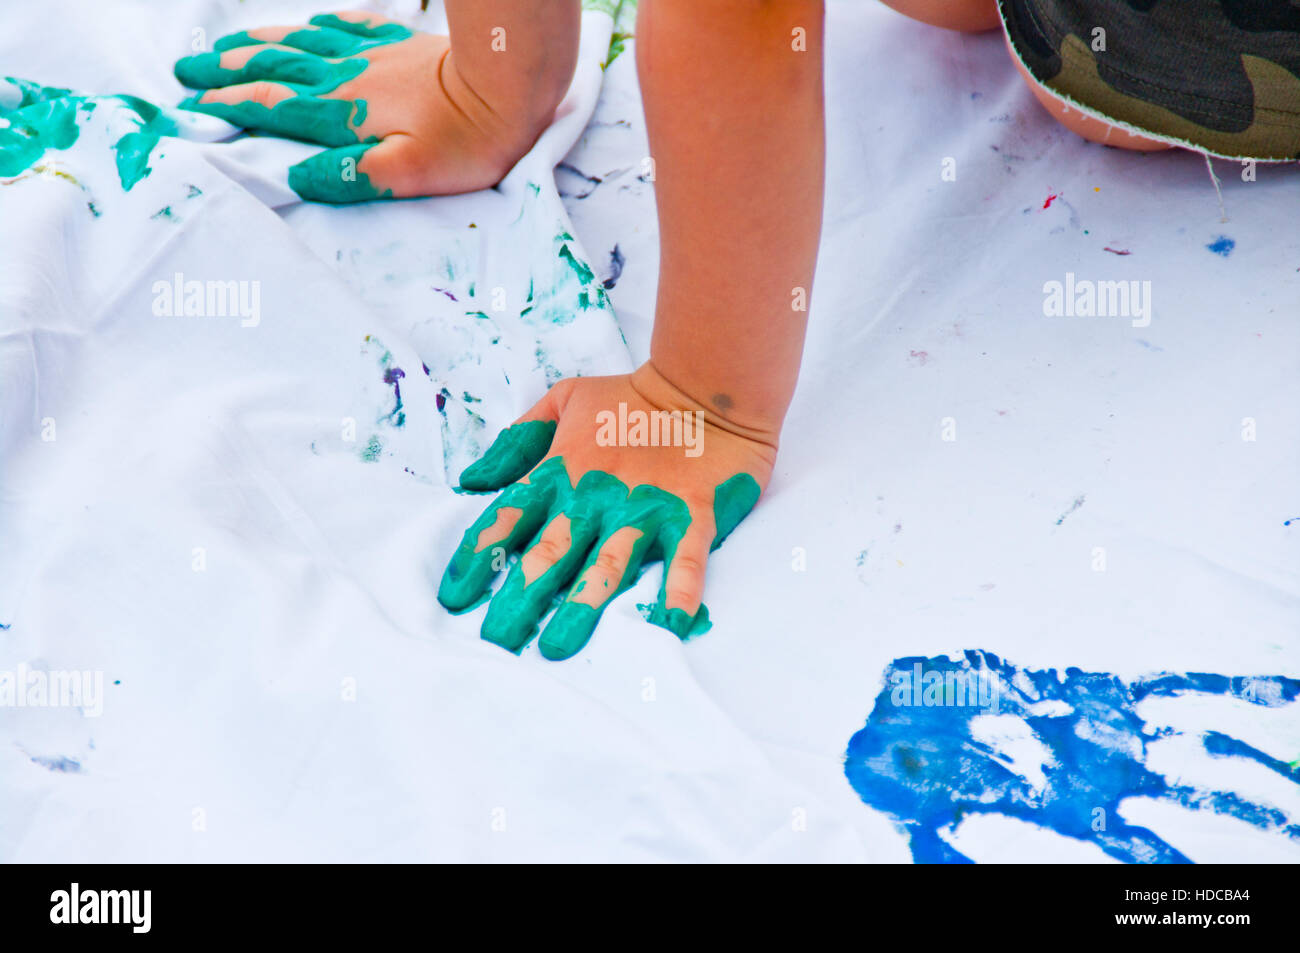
[173,11,554,201]
[438,363,774,660]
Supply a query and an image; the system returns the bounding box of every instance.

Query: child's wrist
[631,361,784,450]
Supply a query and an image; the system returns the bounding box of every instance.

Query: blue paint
[603,244,625,290]
[844,651,1300,864]
[1054,494,1086,525]
[1206,236,1235,257]
[30,754,82,773]
[1284,517,1297,527]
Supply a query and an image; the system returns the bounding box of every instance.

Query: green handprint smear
[1,78,175,190]
[437,420,760,658]
[845,651,1300,863]
[173,14,412,202]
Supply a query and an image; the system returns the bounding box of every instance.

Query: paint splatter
[359,434,383,463]
[1135,339,1164,352]
[844,651,1300,863]
[1103,246,1131,256]
[1284,517,1298,527]
[636,602,712,639]
[908,350,930,366]
[602,244,625,290]
[1042,192,1059,209]
[556,161,602,200]
[29,754,83,773]
[1206,236,1235,257]
[1054,494,1086,525]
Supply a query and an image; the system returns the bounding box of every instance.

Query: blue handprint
[844,651,1300,863]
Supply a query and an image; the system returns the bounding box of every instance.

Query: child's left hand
[438,363,774,660]
[173,11,551,201]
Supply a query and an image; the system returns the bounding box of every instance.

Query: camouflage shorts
[999,0,1300,160]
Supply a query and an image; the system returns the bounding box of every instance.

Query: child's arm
[440,0,826,658]
[638,0,824,441]
[174,2,580,200]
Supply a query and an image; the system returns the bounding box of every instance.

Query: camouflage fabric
[999,0,1300,159]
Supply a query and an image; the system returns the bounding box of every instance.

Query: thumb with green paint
[437,364,774,660]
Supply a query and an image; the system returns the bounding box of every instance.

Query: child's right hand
[174,11,553,202]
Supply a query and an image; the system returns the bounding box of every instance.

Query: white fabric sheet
[1,0,1296,862]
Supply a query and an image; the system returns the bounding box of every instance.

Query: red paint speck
[1103,247,1132,256]
[909,350,930,366]
[1042,193,1059,209]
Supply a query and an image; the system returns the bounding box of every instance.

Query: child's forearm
[637,0,825,441]
[443,0,581,157]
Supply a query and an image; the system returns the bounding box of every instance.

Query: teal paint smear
[352,98,368,126]
[177,90,365,148]
[175,49,366,92]
[440,422,762,658]
[0,84,82,177]
[458,420,557,491]
[288,142,391,203]
[1,78,174,190]
[112,96,177,191]
[640,601,712,640]
[558,244,595,285]
[359,434,383,462]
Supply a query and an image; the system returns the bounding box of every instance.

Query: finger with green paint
[437,367,771,660]
[173,4,582,202]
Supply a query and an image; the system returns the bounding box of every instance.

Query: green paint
[481,470,626,652]
[458,420,557,492]
[360,434,383,462]
[174,16,411,203]
[439,420,762,659]
[177,86,365,148]
[1,78,175,190]
[639,601,712,639]
[176,48,369,95]
[288,142,392,203]
[110,95,177,190]
[558,244,595,285]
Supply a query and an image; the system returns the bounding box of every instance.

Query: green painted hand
[173,11,547,202]
[438,365,773,660]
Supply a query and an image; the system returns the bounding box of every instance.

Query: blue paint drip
[844,651,1300,864]
[1205,236,1235,257]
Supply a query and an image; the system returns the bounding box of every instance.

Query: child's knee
[878,0,1001,33]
